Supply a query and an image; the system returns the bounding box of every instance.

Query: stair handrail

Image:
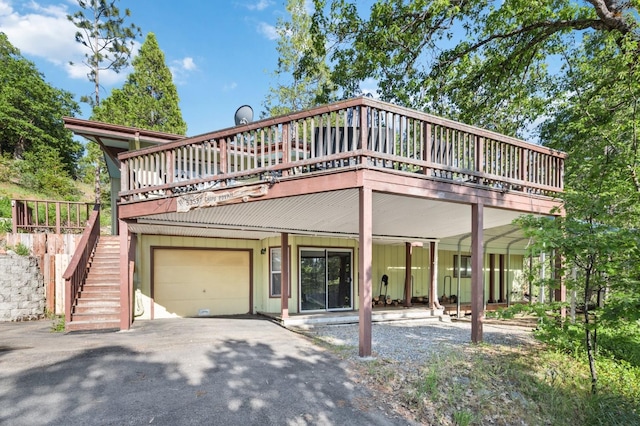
[63,204,101,325]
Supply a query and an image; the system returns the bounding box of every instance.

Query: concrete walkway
[0,317,412,426]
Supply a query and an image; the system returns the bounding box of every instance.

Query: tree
[303,0,640,394]
[0,32,82,178]
[67,0,141,107]
[68,0,141,203]
[262,0,335,117]
[307,0,639,137]
[92,33,187,134]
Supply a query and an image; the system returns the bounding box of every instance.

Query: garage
[152,248,252,318]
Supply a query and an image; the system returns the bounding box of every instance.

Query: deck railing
[118,97,566,202]
[11,199,97,234]
[62,204,100,327]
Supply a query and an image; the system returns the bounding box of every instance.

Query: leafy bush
[0,197,11,218]
[11,242,30,256]
[18,146,81,200]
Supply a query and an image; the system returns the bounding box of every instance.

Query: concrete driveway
[0,317,410,426]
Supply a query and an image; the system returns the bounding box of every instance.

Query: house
[63,97,566,357]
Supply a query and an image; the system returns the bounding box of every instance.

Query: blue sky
[1,0,289,136]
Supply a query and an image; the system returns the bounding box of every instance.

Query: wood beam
[358,186,373,357]
[281,232,289,319]
[471,203,484,344]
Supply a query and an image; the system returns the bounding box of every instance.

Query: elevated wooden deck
[116,97,565,210]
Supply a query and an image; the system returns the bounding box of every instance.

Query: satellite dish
[234,105,253,126]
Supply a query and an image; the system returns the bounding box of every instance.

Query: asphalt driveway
[0,317,410,426]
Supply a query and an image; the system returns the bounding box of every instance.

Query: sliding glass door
[300,249,352,312]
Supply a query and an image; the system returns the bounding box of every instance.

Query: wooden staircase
[66,236,121,332]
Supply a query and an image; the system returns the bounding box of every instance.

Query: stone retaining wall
[0,252,45,321]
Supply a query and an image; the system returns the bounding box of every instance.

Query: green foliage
[0,197,11,218]
[91,33,187,134]
[11,242,30,256]
[67,0,142,106]
[49,314,65,333]
[263,0,336,117]
[0,218,10,233]
[17,146,81,200]
[0,33,82,176]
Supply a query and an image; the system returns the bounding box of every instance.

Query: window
[453,255,472,278]
[270,247,291,298]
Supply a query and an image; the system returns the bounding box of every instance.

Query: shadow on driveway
[0,317,411,425]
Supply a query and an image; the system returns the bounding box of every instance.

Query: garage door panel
[153,249,250,318]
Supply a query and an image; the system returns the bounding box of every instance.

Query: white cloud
[223,82,238,92]
[170,57,197,84]
[181,57,197,71]
[257,22,278,40]
[0,0,129,84]
[246,0,272,11]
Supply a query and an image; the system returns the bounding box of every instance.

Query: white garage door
[153,249,250,318]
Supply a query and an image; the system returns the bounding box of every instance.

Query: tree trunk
[94,158,101,205]
[583,268,598,394]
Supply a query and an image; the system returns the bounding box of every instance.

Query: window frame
[269,246,292,298]
[453,254,472,278]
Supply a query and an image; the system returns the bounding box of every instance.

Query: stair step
[78,292,119,300]
[77,295,120,303]
[85,271,120,283]
[79,294,119,300]
[73,305,120,314]
[66,237,123,333]
[66,319,120,332]
[75,299,120,307]
[82,283,119,289]
[71,312,120,321]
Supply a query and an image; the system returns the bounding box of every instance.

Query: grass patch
[49,314,65,333]
[323,336,639,425]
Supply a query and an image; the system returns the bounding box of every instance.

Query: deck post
[404,242,412,307]
[280,232,289,319]
[119,219,131,331]
[358,186,373,357]
[471,202,484,343]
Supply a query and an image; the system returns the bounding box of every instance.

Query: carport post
[358,186,373,357]
[471,203,484,343]
[280,232,289,319]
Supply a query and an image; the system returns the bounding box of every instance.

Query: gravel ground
[297,319,537,366]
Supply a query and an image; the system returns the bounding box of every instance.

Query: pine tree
[92,32,187,135]
[67,0,141,107]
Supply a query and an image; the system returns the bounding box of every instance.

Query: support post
[358,187,373,357]
[119,219,131,331]
[281,232,289,319]
[404,242,412,307]
[471,203,484,344]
